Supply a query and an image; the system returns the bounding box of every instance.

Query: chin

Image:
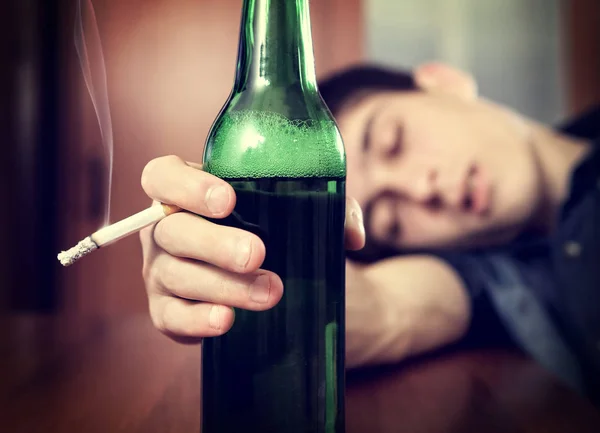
[472,180,539,246]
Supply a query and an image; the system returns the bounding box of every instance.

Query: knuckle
[141,158,159,193]
[139,225,153,250]
[149,300,168,333]
[153,218,176,254]
[214,275,231,305]
[204,270,228,305]
[140,224,159,262]
[157,257,181,291]
[141,155,182,193]
[163,154,183,164]
[141,262,152,284]
[159,299,179,334]
[147,262,164,292]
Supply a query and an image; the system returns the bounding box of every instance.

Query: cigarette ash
[57,236,98,267]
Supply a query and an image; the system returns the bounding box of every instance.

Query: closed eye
[386,126,403,158]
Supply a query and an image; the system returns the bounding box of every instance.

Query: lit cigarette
[57,204,180,267]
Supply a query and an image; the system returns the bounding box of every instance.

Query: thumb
[345,196,366,251]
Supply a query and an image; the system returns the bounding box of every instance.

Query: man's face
[338,90,542,250]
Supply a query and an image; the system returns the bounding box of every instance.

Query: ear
[414,62,478,100]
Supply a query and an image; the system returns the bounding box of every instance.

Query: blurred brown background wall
[563,0,600,114]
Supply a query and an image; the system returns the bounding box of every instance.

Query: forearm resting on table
[349,256,471,368]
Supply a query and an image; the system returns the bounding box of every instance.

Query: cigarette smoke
[74,0,113,226]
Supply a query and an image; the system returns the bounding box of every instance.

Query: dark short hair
[319,64,417,117]
[318,64,418,264]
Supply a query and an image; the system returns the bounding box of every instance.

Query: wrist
[360,265,415,365]
[360,256,471,362]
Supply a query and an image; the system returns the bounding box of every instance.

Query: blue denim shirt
[439,106,600,403]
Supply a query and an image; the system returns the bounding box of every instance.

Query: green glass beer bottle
[201,0,346,432]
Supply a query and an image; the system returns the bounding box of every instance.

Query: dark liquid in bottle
[202,177,346,433]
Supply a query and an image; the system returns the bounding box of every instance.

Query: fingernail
[209,305,222,330]
[235,237,252,269]
[205,185,230,215]
[352,209,365,235]
[249,274,271,304]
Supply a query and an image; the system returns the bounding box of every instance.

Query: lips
[463,165,490,215]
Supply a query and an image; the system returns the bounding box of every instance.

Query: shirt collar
[560,137,600,221]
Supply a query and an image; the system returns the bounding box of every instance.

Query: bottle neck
[234,0,317,92]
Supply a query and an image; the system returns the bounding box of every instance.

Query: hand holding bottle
[139,155,365,343]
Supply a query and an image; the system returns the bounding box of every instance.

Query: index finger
[141,155,235,218]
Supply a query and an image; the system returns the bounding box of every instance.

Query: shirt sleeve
[436,250,584,392]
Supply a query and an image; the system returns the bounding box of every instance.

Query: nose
[405,168,439,203]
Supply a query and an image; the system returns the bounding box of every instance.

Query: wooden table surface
[1,314,599,433]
